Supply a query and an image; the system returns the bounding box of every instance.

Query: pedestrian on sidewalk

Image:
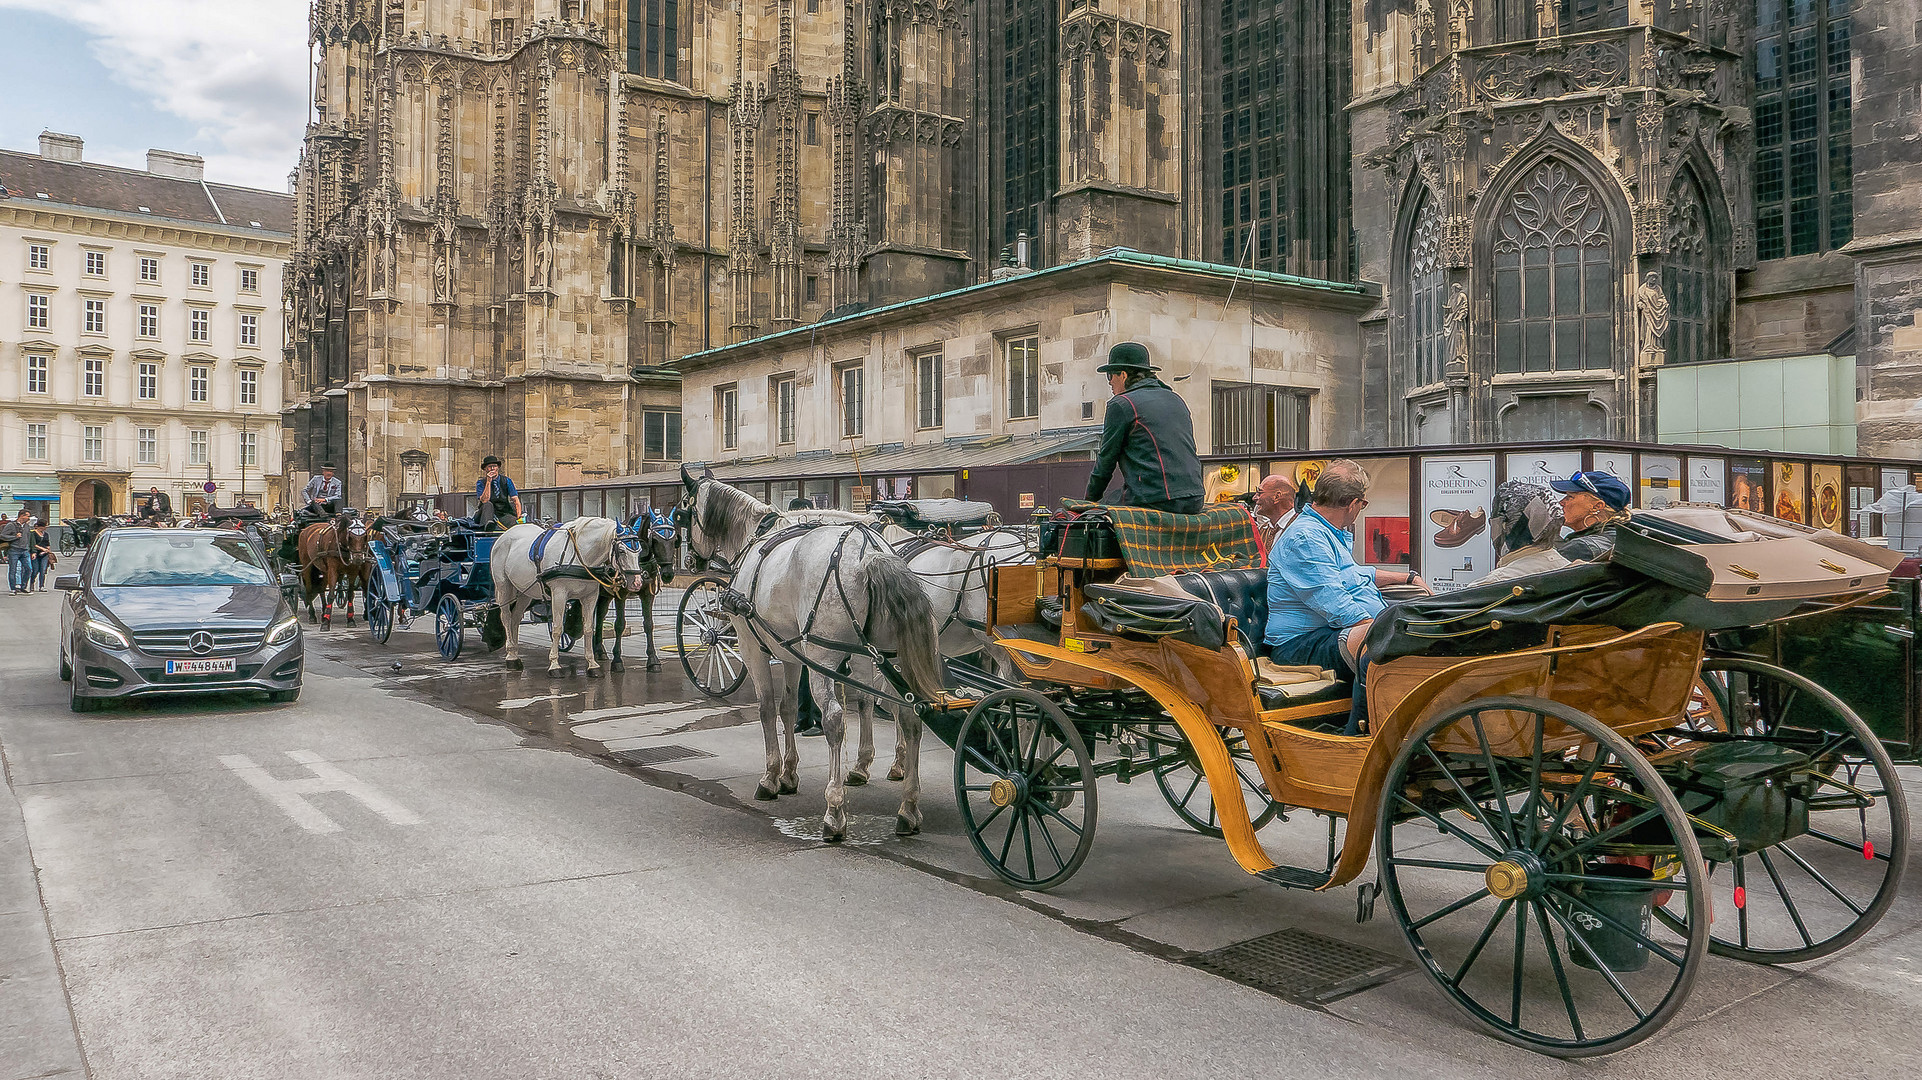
[29,520,55,591]
[1,510,31,594]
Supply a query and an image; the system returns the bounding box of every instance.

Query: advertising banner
[1503,451,1584,491]
[1686,457,1726,506]
[1810,463,1844,532]
[1420,455,1495,591]
[1639,455,1683,509]
[1731,458,1769,513]
[1594,450,1634,485]
[1773,461,1807,524]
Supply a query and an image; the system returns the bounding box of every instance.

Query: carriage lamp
[82,618,130,650]
[266,615,300,646]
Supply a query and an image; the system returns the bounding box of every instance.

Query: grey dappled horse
[489,517,644,678]
[678,470,944,841]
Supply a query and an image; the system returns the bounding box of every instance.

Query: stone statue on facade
[433,249,451,302]
[531,234,550,290]
[1636,271,1669,368]
[1445,281,1471,374]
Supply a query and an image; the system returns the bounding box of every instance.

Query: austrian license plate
[166,658,237,675]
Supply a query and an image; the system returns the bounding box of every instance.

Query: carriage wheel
[1142,721,1282,837]
[366,592,393,644]
[1659,658,1910,964]
[1377,695,1709,1057]
[557,630,576,653]
[954,688,1097,892]
[434,593,464,660]
[677,575,747,697]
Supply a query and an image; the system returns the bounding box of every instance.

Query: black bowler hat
[1096,341,1157,375]
[481,456,502,469]
[321,463,336,471]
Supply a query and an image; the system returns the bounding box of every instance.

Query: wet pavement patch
[610,744,714,768]
[1187,927,1415,1005]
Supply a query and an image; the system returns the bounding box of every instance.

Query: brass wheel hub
[1485,860,1529,900]
[989,777,1021,808]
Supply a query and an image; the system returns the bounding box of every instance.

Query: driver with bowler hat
[1085,342,1205,514]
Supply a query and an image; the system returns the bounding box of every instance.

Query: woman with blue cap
[1551,470,1633,562]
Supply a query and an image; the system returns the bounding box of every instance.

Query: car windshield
[95,532,274,587]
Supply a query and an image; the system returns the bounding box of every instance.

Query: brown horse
[297,518,356,628]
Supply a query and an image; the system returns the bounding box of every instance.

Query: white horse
[678,471,944,841]
[488,517,643,678]
[847,527,1036,784]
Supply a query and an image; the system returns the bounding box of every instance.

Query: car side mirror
[55,574,82,591]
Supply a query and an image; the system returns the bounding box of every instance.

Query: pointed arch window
[1492,161,1616,374]
[1665,170,1718,366]
[1406,189,1448,388]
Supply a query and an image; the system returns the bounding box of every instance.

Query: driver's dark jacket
[1085,376,1204,506]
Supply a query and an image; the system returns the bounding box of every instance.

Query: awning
[0,474,61,499]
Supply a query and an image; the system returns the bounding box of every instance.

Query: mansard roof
[0,150,293,235]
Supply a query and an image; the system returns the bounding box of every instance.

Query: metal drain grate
[612,745,714,768]
[1187,927,1414,1004]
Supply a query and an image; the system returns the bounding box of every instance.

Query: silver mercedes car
[58,527,304,712]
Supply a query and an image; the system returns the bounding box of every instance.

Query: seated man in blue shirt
[1265,459,1426,735]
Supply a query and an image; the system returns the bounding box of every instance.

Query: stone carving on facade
[433,245,451,302]
[530,230,550,290]
[1445,282,1471,376]
[1636,272,1670,369]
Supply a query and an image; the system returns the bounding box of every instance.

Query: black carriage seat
[1167,569,1350,712]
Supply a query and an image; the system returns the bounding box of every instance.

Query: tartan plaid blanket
[1061,500,1262,576]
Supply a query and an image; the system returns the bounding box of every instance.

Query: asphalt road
[3,589,1920,1079]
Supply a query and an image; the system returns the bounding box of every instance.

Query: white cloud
[1,0,309,190]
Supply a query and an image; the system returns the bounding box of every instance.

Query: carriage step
[1256,865,1333,890]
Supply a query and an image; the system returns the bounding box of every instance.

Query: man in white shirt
[1253,474,1299,559]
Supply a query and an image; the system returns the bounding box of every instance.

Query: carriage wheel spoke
[1562,807,1664,862]
[1470,713,1519,843]
[1534,751,1607,856]
[1776,842,1868,916]
[1392,857,1494,873]
[1022,812,1037,882]
[997,805,1023,867]
[1032,797,1086,837]
[1450,898,1512,987]
[1409,887,1492,932]
[1542,898,1648,1020]
[1735,858,1751,948]
[1393,794,1506,861]
[1031,807,1068,872]
[971,800,1009,835]
[1509,895,1527,1028]
[1422,745,1510,848]
[1532,901,1584,1043]
[1523,714,1546,849]
[1756,849,1815,947]
[1806,828,1893,862]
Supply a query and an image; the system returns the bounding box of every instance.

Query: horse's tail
[482,607,506,651]
[863,554,945,701]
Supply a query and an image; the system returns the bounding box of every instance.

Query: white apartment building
[0,132,292,522]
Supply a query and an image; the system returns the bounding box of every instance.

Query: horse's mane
[697,480,772,558]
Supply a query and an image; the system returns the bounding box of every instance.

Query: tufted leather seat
[1171,568,1268,656]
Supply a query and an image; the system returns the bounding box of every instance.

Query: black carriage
[363,519,572,660]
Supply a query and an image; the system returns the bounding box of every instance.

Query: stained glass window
[1406,190,1448,387]
[1665,171,1718,366]
[1492,161,1616,374]
[628,2,679,82]
[1754,0,1850,258]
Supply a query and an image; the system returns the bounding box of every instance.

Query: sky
[0,1,309,192]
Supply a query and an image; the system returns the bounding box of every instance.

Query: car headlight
[83,618,131,650]
[265,615,300,646]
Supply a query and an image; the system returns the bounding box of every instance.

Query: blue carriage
[364,520,573,660]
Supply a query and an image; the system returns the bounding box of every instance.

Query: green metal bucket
[1567,864,1655,973]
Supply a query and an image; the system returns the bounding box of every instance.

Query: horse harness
[890,528,1032,636]
[530,522,625,592]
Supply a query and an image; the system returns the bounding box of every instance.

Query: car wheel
[59,646,71,682]
[69,681,104,713]
[267,688,300,704]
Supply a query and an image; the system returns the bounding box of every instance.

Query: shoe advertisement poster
[1638,454,1683,509]
[1420,455,1494,591]
[1503,451,1583,491]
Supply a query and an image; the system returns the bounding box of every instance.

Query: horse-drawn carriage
[676,472,1911,1057]
[360,518,577,660]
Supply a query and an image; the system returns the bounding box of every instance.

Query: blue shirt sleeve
[1273,525,1381,630]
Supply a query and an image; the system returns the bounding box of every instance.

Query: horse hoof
[895,815,921,837]
[754,784,779,801]
[845,771,869,787]
[610,660,624,673]
[506,659,523,671]
[778,780,798,796]
[586,667,600,679]
[823,828,846,844]
[548,668,564,679]
[646,660,661,672]
[887,766,906,782]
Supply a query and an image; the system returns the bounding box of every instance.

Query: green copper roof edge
[675,249,1368,366]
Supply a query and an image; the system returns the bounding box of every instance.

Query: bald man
[1253,474,1299,556]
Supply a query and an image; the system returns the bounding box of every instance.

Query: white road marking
[220,751,424,834]
[568,699,703,724]
[573,702,740,744]
[498,692,583,709]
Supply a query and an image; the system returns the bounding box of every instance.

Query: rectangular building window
[26,294,49,329]
[84,425,104,463]
[1006,335,1040,420]
[1211,383,1311,455]
[839,364,864,438]
[775,375,798,444]
[239,431,257,468]
[190,308,211,342]
[1754,0,1852,257]
[1002,0,1058,270]
[83,356,104,397]
[627,1,680,81]
[87,250,107,276]
[139,362,158,400]
[27,243,49,271]
[915,349,944,430]
[239,368,259,406]
[191,261,210,287]
[188,429,208,466]
[716,385,739,450]
[804,275,818,304]
[642,407,683,460]
[138,427,157,465]
[139,256,159,282]
[190,365,209,403]
[25,423,48,462]
[805,112,820,145]
[239,313,259,346]
[84,299,105,334]
[239,267,259,293]
[139,304,159,338]
[26,354,48,394]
